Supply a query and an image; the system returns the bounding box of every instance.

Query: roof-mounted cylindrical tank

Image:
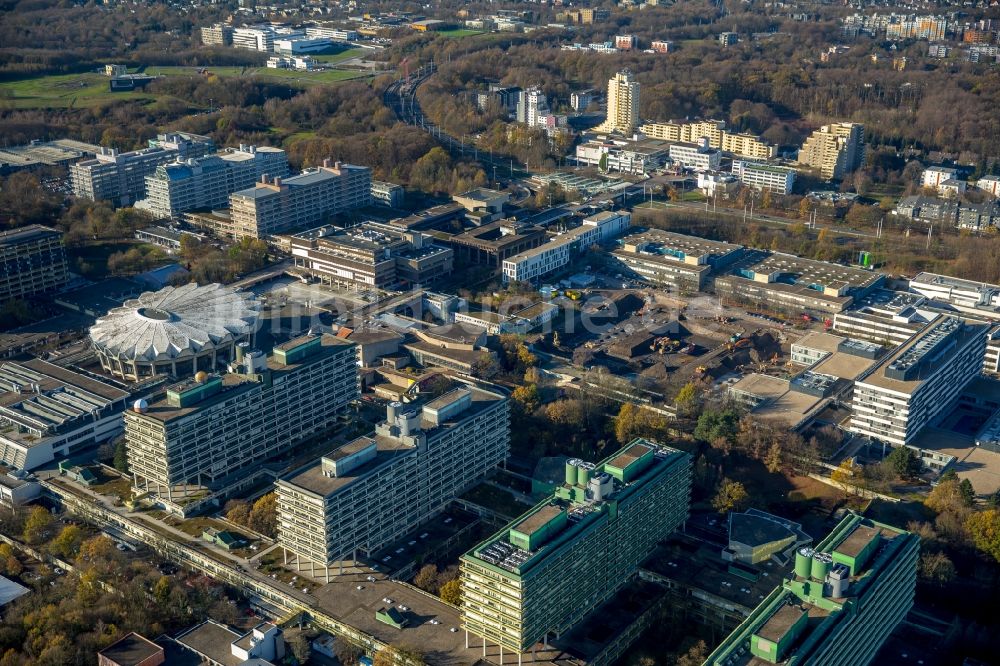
[387,401,401,423]
[811,552,832,581]
[566,459,582,485]
[794,547,814,579]
[577,462,594,487]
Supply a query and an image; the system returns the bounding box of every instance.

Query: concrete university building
[706,513,918,666]
[851,315,989,449]
[134,145,289,220]
[70,132,215,206]
[0,225,69,301]
[228,160,372,239]
[460,439,691,662]
[124,334,358,516]
[275,383,509,580]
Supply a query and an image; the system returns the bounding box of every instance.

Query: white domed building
[90,283,260,380]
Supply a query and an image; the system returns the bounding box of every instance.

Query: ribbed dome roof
[89,283,260,362]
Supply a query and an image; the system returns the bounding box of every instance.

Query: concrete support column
[465,630,469,649]
[499,646,503,665]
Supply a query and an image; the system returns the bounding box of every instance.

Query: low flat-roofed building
[453,187,509,213]
[726,509,811,565]
[909,271,1000,317]
[610,228,744,291]
[642,531,796,633]
[0,358,132,470]
[791,331,882,380]
[833,291,930,346]
[389,203,465,232]
[134,226,203,251]
[716,252,885,315]
[453,310,528,335]
[98,632,165,666]
[0,138,100,174]
[502,212,629,284]
[0,575,30,608]
[729,373,834,430]
[447,221,547,267]
[0,469,41,509]
[289,222,453,290]
[705,514,918,666]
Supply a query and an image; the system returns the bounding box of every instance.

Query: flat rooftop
[513,503,563,537]
[859,316,991,394]
[278,435,412,497]
[134,335,354,423]
[174,621,241,666]
[0,224,62,246]
[810,351,877,381]
[98,633,163,666]
[756,603,806,643]
[793,331,845,355]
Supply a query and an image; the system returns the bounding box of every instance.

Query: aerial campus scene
[1,1,1000,665]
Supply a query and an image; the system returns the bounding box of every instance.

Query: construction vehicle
[566,289,582,301]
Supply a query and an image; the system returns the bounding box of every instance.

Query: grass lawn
[91,475,133,504]
[438,28,485,38]
[310,48,367,63]
[0,72,158,109]
[66,240,147,279]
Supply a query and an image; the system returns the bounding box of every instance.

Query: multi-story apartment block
[0,358,132,471]
[886,15,948,41]
[461,439,691,655]
[125,334,358,515]
[640,119,776,159]
[851,315,989,453]
[893,195,959,225]
[922,166,959,190]
[276,384,509,579]
[610,228,745,291]
[288,222,453,289]
[731,160,797,194]
[0,225,69,301]
[476,85,522,116]
[502,211,630,283]
[650,40,674,53]
[669,141,722,171]
[201,24,234,46]
[228,161,372,239]
[569,89,593,112]
[986,327,1000,376]
[370,180,404,208]
[135,145,288,220]
[70,133,214,206]
[706,513,918,666]
[596,70,640,136]
[797,123,865,181]
[976,175,1000,198]
[615,34,637,50]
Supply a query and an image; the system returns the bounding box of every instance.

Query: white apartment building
[851,316,989,449]
[922,166,959,189]
[70,133,215,207]
[125,334,358,516]
[135,145,288,220]
[976,175,1000,198]
[596,70,640,136]
[275,385,509,578]
[516,88,550,127]
[228,161,372,239]
[731,160,797,194]
[986,328,1000,376]
[669,141,722,171]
